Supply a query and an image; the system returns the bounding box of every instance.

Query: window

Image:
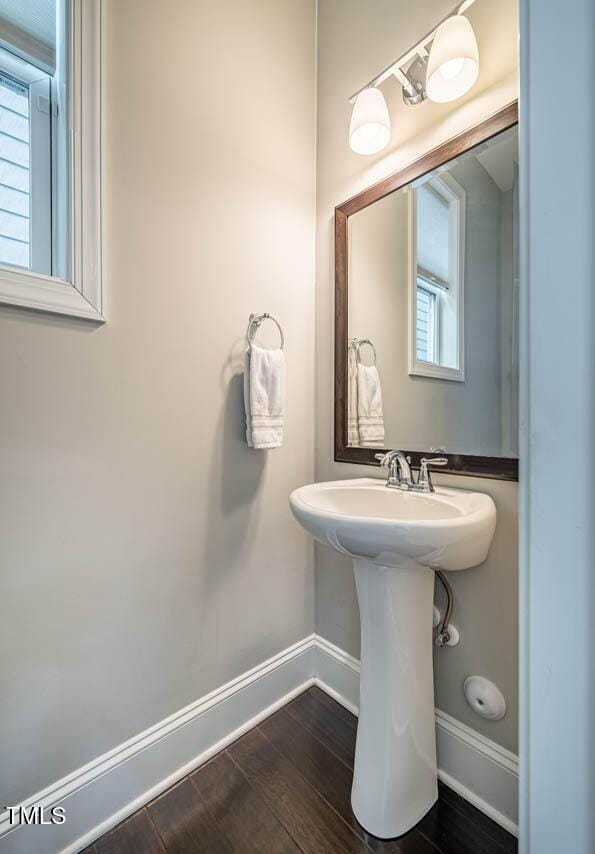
[0,1,61,277]
[0,73,30,269]
[417,181,450,291]
[409,175,465,381]
[0,0,105,321]
[0,53,53,276]
[415,284,437,363]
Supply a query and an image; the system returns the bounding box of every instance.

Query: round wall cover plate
[463,675,506,720]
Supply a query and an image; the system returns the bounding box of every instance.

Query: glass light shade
[349,87,390,155]
[426,15,479,103]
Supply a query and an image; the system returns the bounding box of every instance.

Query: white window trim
[29,75,53,273]
[408,174,465,382]
[0,0,105,323]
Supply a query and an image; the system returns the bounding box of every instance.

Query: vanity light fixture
[349,87,391,155]
[426,15,479,103]
[347,0,479,154]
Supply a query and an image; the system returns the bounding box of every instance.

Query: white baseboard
[0,632,518,854]
[434,709,519,836]
[313,634,361,714]
[313,634,519,837]
[0,637,316,854]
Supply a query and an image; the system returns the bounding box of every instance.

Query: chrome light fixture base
[348,0,480,115]
[400,55,429,107]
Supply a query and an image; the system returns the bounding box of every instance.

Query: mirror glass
[0,0,70,279]
[348,125,518,458]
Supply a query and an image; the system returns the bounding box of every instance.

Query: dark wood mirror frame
[335,101,519,481]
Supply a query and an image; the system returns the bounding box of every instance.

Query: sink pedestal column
[351,558,438,839]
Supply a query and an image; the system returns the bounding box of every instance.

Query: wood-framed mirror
[335,101,519,480]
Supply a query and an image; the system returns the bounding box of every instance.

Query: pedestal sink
[289,477,496,839]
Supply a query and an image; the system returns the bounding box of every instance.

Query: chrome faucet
[375,450,414,489]
[375,450,448,492]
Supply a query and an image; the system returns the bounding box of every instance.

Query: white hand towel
[348,344,360,447]
[357,363,385,448]
[244,344,285,449]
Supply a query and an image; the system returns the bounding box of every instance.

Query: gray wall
[0,0,316,806]
[315,0,519,753]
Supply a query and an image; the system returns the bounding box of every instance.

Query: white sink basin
[289,477,497,839]
[290,478,496,570]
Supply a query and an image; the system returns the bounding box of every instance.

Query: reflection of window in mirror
[0,0,69,279]
[409,175,465,382]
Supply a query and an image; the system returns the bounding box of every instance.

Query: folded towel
[357,362,385,448]
[348,343,360,447]
[244,344,285,449]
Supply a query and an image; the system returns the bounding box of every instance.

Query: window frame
[408,174,465,382]
[0,0,105,322]
[28,74,53,273]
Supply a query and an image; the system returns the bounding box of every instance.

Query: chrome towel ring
[352,337,377,366]
[247,313,284,349]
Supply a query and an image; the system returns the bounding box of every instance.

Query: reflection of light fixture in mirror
[349,87,390,155]
[426,15,479,103]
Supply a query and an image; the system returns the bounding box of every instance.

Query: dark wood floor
[85,686,517,854]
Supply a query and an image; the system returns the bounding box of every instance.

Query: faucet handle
[420,456,448,467]
[418,455,449,492]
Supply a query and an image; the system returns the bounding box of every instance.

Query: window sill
[409,360,465,382]
[0,265,104,322]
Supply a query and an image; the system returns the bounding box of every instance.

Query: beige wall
[315,0,519,753]
[0,0,315,806]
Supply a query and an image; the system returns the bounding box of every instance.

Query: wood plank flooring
[87,686,517,854]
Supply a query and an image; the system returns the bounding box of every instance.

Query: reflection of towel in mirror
[244,345,285,449]
[357,363,385,448]
[348,344,360,446]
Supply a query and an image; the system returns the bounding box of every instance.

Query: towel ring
[355,338,377,366]
[247,313,284,349]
